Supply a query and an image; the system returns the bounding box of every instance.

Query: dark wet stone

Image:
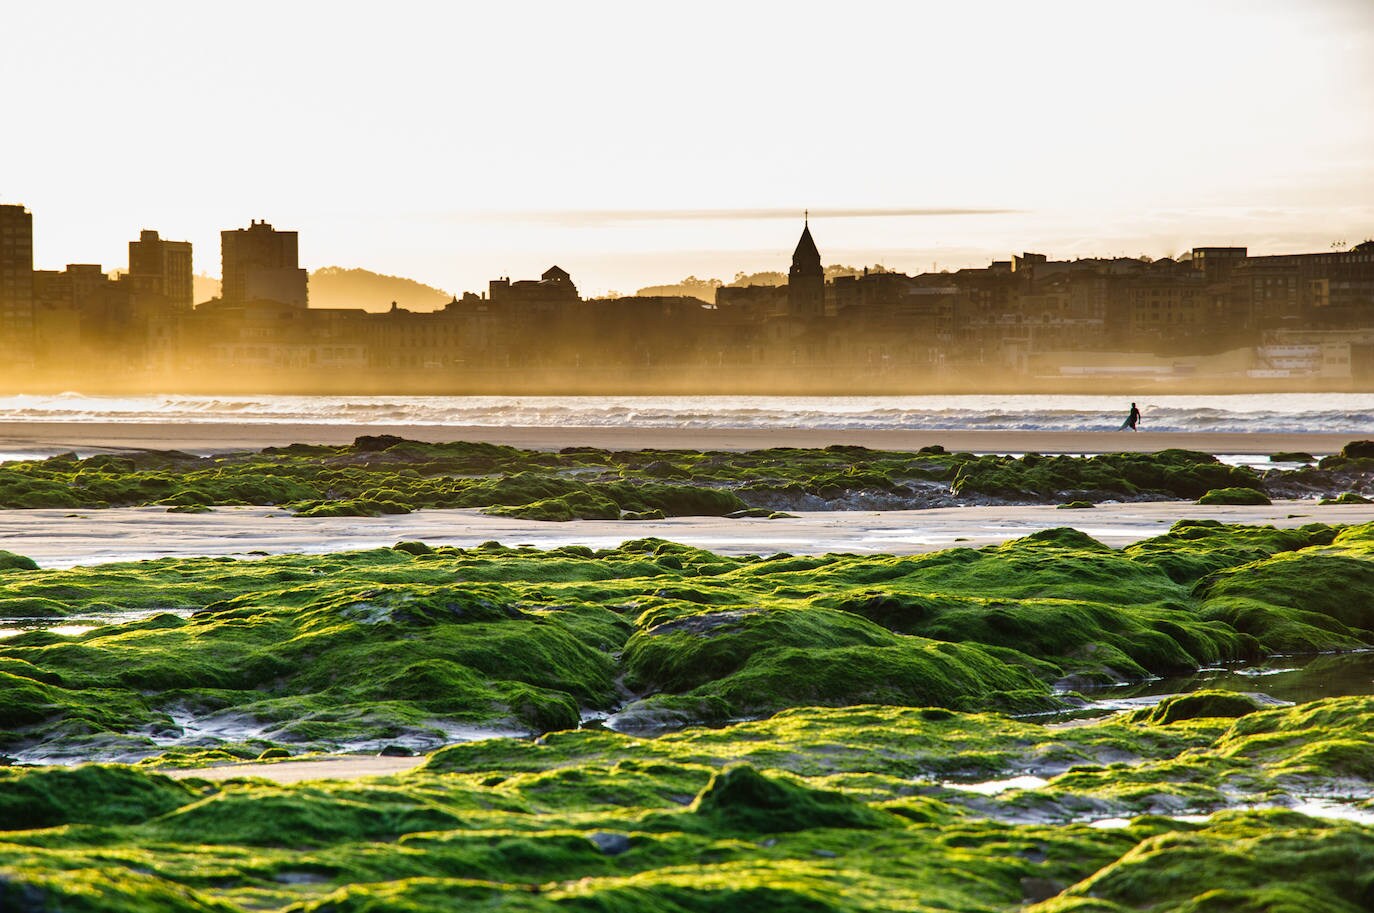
[1021,877,1065,903]
[588,832,632,855]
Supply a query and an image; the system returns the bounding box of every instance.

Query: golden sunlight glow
[1,0,1371,296]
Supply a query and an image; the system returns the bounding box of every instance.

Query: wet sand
[2,501,1368,569]
[0,420,1360,457]
[164,755,427,783]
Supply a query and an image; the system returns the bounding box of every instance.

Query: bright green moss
[0,764,197,830]
[1028,812,1374,913]
[4,523,1374,755]
[1,698,1372,912]
[0,438,1346,520]
[1121,690,1270,725]
[1320,492,1372,505]
[0,551,37,572]
[1196,487,1271,505]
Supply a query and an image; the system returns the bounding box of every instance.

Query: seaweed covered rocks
[1,437,1369,518]
[1,700,1373,912]
[4,521,1374,759]
[5,517,1374,910]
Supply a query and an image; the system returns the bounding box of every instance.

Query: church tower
[787,213,824,318]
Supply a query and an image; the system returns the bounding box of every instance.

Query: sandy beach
[3,501,1368,569]
[163,755,427,783]
[0,420,1362,457]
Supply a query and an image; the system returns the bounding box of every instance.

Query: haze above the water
[4,0,1373,297]
[3,393,1373,435]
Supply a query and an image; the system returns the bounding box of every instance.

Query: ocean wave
[0,394,1371,435]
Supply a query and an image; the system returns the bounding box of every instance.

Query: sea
[0,392,1372,435]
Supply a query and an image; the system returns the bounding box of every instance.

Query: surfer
[1119,402,1141,431]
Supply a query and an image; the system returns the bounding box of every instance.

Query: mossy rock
[1320,492,1371,505]
[1124,690,1271,725]
[293,498,411,518]
[1270,451,1316,463]
[484,490,620,522]
[689,764,895,833]
[1056,500,1096,509]
[0,764,198,829]
[1197,487,1271,506]
[1340,440,1374,459]
[0,550,38,572]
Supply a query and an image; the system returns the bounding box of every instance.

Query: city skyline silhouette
[3,201,1373,394]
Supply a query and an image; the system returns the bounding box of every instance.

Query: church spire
[791,218,821,277]
[788,215,825,319]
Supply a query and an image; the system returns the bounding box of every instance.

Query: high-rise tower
[128,229,194,312]
[221,220,308,307]
[787,213,824,318]
[0,204,35,362]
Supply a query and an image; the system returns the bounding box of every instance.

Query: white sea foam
[1,393,1373,435]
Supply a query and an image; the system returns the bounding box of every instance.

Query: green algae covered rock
[1122,690,1271,725]
[0,550,37,572]
[1340,440,1374,459]
[620,604,1056,724]
[1196,550,1374,649]
[689,764,896,833]
[483,489,621,521]
[0,867,235,913]
[951,448,1266,501]
[1214,696,1374,780]
[292,498,411,517]
[0,698,1370,913]
[1125,519,1335,585]
[0,764,198,829]
[1320,491,1372,505]
[6,438,1356,519]
[3,523,1374,758]
[1271,450,1317,462]
[1028,812,1374,913]
[1196,486,1271,505]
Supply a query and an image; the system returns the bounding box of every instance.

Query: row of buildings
[2,202,1373,389]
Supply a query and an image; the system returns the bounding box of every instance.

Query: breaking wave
[0,393,1371,435]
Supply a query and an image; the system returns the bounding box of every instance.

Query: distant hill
[728,265,886,286]
[308,267,452,312]
[637,265,893,302]
[191,268,450,310]
[635,276,723,303]
[193,273,221,303]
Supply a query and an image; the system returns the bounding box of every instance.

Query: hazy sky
[3,0,1372,298]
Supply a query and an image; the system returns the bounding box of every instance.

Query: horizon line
[464,207,1024,225]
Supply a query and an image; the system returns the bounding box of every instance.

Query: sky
[3,0,1373,299]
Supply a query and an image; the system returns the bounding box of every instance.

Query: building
[128,229,193,312]
[1231,243,1374,331]
[487,265,580,315]
[31,264,139,372]
[0,204,35,365]
[221,220,308,307]
[1189,246,1247,283]
[787,217,824,319]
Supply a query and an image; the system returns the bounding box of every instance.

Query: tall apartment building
[128,229,193,312]
[0,204,35,362]
[221,220,307,307]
